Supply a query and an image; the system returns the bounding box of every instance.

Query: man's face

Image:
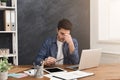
[57,28,70,42]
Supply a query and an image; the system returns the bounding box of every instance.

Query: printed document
[50,70,94,80]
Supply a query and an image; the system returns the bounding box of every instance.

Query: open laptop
[66,49,101,70]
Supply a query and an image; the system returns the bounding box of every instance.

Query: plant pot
[0,71,8,80]
[1,2,6,6]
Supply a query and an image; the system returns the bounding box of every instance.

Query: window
[99,0,120,41]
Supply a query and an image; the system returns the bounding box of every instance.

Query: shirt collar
[51,36,66,44]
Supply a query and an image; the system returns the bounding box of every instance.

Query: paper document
[24,69,36,76]
[50,70,94,80]
[8,73,28,78]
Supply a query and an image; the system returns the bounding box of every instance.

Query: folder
[11,0,15,7]
[4,10,11,31]
[10,10,16,31]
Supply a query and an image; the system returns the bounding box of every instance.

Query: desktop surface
[8,64,120,80]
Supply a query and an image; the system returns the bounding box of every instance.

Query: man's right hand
[44,57,56,66]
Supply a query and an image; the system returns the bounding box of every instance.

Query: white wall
[90,0,120,64]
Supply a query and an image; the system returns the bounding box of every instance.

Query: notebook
[66,49,101,70]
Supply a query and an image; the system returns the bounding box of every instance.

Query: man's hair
[57,19,72,31]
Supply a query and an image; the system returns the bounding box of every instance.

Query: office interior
[1,0,120,65]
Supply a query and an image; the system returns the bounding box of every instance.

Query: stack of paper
[49,70,94,80]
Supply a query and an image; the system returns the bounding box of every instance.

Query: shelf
[0,6,15,10]
[0,31,16,33]
[0,54,16,57]
[0,0,18,65]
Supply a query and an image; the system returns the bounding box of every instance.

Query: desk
[8,64,120,80]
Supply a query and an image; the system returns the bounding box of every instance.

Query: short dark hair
[57,19,72,31]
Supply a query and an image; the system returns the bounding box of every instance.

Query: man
[35,19,79,66]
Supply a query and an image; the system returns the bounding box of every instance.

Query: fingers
[47,57,56,63]
[44,57,56,66]
[64,34,72,43]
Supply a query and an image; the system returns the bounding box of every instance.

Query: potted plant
[0,0,1,6]
[0,57,12,80]
[1,0,7,6]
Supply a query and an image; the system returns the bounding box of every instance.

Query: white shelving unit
[0,6,15,10]
[0,0,18,65]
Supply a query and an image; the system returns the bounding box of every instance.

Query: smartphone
[44,67,65,73]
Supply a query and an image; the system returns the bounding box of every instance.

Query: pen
[53,76,65,80]
[56,58,64,62]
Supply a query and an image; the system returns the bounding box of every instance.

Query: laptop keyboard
[66,65,79,70]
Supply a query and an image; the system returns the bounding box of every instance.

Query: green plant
[0,57,12,72]
[1,0,7,2]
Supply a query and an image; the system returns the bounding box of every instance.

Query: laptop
[66,49,101,70]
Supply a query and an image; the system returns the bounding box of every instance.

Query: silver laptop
[66,49,101,70]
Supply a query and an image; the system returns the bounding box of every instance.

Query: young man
[35,19,79,66]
